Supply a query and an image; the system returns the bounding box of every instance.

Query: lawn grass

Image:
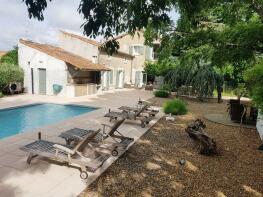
[213,89,236,97]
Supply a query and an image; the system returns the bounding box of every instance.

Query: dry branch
[185,119,218,155]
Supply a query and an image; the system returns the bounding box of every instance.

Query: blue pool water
[0,104,97,139]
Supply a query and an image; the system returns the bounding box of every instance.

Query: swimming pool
[0,103,97,139]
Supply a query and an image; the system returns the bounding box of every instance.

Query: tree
[0,63,24,92]
[0,46,18,65]
[244,60,263,112]
[22,0,263,105]
[22,0,173,39]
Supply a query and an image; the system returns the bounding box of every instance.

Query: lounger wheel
[80,171,88,180]
[141,122,146,128]
[112,149,119,157]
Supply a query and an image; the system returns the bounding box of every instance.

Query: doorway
[116,70,124,89]
[38,68,47,95]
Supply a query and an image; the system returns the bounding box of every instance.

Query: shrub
[244,60,263,112]
[0,63,24,91]
[164,99,188,115]
[0,92,3,98]
[0,47,18,65]
[154,90,170,98]
[160,83,172,92]
[233,83,248,100]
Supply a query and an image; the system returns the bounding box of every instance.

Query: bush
[0,47,18,65]
[154,90,170,98]
[0,92,3,98]
[233,83,248,100]
[0,63,24,91]
[164,99,188,115]
[160,83,172,92]
[244,60,263,112]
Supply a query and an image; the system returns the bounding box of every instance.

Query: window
[129,45,144,56]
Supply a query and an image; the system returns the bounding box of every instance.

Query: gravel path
[80,97,263,197]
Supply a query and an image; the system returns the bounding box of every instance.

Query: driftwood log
[185,119,218,155]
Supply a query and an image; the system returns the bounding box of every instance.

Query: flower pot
[229,102,245,123]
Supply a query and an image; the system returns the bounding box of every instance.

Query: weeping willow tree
[165,63,223,100]
[165,45,223,101]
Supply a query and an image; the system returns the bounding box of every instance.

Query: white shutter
[145,46,153,60]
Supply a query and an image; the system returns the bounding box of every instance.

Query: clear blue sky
[0,1,179,51]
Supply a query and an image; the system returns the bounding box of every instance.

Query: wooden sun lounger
[119,106,159,117]
[104,105,155,128]
[58,128,104,145]
[59,119,134,157]
[20,130,110,180]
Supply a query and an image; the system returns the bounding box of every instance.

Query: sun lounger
[137,99,159,115]
[58,128,103,145]
[59,119,134,157]
[119,105,158,117]
[20,129,110,179]
[105,105,155,128]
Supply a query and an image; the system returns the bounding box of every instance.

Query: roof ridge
[60,30,101,47]
[19,39,110,71]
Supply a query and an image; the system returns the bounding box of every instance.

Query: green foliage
[0,63,24,91]
[154,90,170,98]
[157,58,178,76]
[163,99,187,115]
[244,60,263,112]
[0,47,18,65]
[23,0,173,39]
[144,57,177,77]
[190,64,223,99]
[22,0,263,43]
[165,58,223,99]
[144,62,158,77]
[21,0,263,110]
[160,83,172,92]
[0,92,3,98]
[233,83,248,99]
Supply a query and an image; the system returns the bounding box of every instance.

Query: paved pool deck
[0,89,162,197]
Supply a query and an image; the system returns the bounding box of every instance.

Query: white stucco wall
[58,32,99,62]
[116,31,153,85]
[18,43,68,96]
[257,111,263,140]
[99,52,133,89]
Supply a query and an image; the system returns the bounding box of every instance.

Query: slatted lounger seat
[59,128,103,145]
[119,106,159,117]
[59,119,134,157]
[105,105,155,128]
[20,130,110,179]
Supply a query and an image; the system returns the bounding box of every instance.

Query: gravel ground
[80,97,263,197]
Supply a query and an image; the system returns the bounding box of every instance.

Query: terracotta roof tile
[19,39,110,71]
[0,51,7,57]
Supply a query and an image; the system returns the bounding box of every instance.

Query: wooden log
[185,119,218,155]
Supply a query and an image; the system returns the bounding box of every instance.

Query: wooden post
[38,132,41,140]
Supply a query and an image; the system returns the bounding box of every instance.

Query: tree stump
[185,119,218,155]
